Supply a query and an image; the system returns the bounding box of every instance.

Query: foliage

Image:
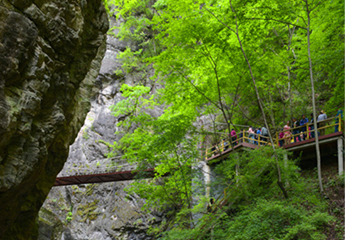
[65,211,73,223]
[105,0,343,128]
[225,200,332,240]
[162,148,334,240]
[110,83,154,129]
[82,129,89,140]
[101,0,343,238]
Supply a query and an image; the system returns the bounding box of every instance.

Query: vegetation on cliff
[103,0,344,239]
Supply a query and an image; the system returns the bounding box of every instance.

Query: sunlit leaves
[102,0,343,236]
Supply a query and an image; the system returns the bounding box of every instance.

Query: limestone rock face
[40,12,164,239]
[0,0,108,239]
[38,208,63,240]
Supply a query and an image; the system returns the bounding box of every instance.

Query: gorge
[0,0,344,239]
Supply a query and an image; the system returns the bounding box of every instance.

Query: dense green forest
[103,0,344,239]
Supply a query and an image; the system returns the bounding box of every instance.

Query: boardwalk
[205,117,342,160]
[206,131,343,165]
[54,117,344,186]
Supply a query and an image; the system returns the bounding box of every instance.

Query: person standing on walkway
[335,109,343,133]
[283,125,292,145]
[279,128,284,146]
[317,110,327,136]
[300,114,308,140]
[223,135,229,151]
[231,129,237,146]
[239,129,244,143]
[261,126,269,145]
[247,126,254,144]
[291,118,301,142]
[255,128,261,145]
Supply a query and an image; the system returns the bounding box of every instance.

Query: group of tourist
[208,109,343,156]
[224,126,269,149]
[278,110,343,146]
[279,113,313,146]
[245,126,269,145]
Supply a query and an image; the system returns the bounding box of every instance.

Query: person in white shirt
[247,126,254,144]
[317,110,327,136]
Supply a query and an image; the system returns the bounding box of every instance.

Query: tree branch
[242,17,307,30]
[204,7,236,34]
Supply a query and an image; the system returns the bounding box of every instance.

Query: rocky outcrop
[38,208,63,240]
[0,0,108,239]
[40,11,164,239]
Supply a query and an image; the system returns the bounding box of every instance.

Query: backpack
[262,127,268,136]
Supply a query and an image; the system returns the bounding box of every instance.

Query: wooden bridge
[54,117,344,186]
[205,117,344,174]
[53,168,155,187]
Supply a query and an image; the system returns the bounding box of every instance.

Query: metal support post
[338,137,344,175]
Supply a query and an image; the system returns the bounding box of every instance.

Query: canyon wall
[0,0,108,239]
[40,11,164,239]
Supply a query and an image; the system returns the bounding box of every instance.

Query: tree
[303,0,324,192]
[103,0,343,236]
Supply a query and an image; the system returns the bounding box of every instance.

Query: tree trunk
[305,0,324,193]
[287,70,292,120]
[268,86,276,129]
[229,0,288,199]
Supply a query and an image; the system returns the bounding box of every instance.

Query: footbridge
[54,117,344,186]
[53,168,155,187]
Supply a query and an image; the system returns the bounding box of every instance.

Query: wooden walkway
[206,131,343,162]
[54,125,343,186]
[282,131,343,150]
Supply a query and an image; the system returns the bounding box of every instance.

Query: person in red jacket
[231,129,237,146]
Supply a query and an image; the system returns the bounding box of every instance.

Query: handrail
[205,116,342,160]
[277,116,338,133]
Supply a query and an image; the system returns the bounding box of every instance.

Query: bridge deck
[206,131,343,162]
[282,131,343,151]
[53,168,155,187]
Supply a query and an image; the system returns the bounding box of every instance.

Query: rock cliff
[40,12,163,239]
[0,0,108,239]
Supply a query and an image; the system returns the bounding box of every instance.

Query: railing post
[257,135,259,146]
[221,140,224,152]
[206,149,208,160]
[340,118,342,132]
[306,122,309,140]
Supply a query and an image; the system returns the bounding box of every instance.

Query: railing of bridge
[57,160,136,177]
[205,117,343,160]
[276,116,341,147]
[205,131,271,159]
[58,117,342,176]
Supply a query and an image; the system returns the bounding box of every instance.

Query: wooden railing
[205,131,273,159]
[205,117,343,160]
[275,117,342,146]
